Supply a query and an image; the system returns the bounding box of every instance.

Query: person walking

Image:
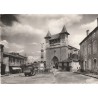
[52,66,56,76]
[52,65,58,83]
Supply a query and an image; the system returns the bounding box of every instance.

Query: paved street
[1,72,98,84]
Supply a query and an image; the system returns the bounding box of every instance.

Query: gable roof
[80,26,98,45]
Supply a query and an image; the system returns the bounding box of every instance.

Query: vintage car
[24,65,36,76]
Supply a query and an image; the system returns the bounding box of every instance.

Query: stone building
[45,26,79,71]
[0,44,27,75]
[79,18,98,73]
[0,44,4,74]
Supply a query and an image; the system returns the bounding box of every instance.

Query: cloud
[32,56,40,61]
[1,14,18,26]
[2,22,44,35]
[47,14,82,33]
[1,42,25,53]
[27,56,34,63]
[27,55,40,63]
[1,21,45,45]
[17,49,24,53]
[31,42,39,45]
[0,40,9,48]
[69,33,85,49]
[81,19,97,32]
[10,43,24,49]
[32,50,41,55]
[12,14,82,35]
[1,14,83,45]
[36,50,41,53]
[2,14,97,59]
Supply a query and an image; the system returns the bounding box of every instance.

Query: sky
[0,14,98,62]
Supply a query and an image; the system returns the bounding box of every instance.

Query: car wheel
[32,71,36,76]
[25,73,27,76]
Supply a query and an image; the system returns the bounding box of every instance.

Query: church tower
[44,26,70,68]
[60,25,70,46]
[44,31,51,48]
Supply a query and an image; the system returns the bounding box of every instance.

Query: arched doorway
[52,56,59,69]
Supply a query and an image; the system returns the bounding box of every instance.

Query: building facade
[45,26,79,71]
[80,18,98,73]
[0,44,4,74]
[0,44,27,75]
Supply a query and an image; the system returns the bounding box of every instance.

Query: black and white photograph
[0,14,98,84]
[1,1,98,98]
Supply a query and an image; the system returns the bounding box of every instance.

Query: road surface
[1,72,98,84]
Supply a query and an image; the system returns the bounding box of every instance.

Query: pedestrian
[51,65,58,83]
[52,66,58,76]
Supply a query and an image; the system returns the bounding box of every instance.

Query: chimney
[97,18,98,27]
[86,30,89,36]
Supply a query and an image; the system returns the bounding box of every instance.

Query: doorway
[1,64,6,75]
[52,56,59,69]
[94,58,97,70]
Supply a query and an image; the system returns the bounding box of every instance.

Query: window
[88,44,91,55]
[81,44,84,56]
[84,47,87,57]
[50,39,60,45]
[88,59,91,70]
[93,40,97,54]
[84,61,87,70]
[92,32,96,39]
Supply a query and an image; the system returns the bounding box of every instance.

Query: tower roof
[45,31,51,38]
[60,25,70,35]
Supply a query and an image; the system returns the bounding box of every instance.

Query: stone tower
[59,25,69,46]
[45,25,70,69]
[44,31,51,48]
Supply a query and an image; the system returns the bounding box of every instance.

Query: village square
[0,14,98,84]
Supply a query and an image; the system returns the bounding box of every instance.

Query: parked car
[24,64,36,76]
